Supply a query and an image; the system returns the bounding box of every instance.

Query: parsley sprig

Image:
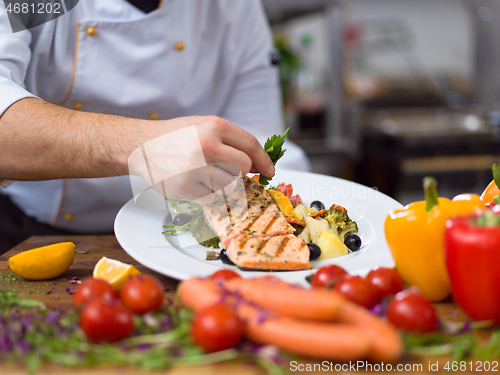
[259,128,289,186]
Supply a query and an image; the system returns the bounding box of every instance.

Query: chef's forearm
[0,98,142,180]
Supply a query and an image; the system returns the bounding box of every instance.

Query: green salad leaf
[259,128,289,186]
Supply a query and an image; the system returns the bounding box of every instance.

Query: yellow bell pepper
[385,177,484,301]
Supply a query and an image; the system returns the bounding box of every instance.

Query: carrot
[285,215,306,227]
[238,303,371,361]
[309,209,326,218]
[337,298,403,363]
[330,204,348,214]
[223,276,402,362]
[222,275,345,321]
[177,277,221,312]
[179,277,370,361]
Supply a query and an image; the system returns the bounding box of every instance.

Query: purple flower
[463,321,472,332]
[370,300,389,317]
[47,311,58,325]
[17,339,30,356]
[159,317,172,330]
[0,332,12,352]
[256,311,268,324]
[136,343,152,351]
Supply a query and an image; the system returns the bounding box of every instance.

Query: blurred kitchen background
[262,0,500,205]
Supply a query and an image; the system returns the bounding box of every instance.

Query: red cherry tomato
[191,304,244,353]
[386,289,439,333]
[209,269,241,282]
[334,275,379,309]
[80,298,134,343]
[310,264,348,288]
[366,267,404,300]
[120,275,164,315]
[72,277,118,310]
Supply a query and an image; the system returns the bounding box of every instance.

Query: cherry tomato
[120,275,164,315]
[72,277,118,310]
[209,269,241,282]
[386,289,439,333]
[310,264,348,288]
[80,298,134,343]
[191,304,244,352]
[334,275,379,309]
[366,267,404,300]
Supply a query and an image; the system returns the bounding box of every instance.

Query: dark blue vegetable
[310,200,325,211]
[344,234,361,251]
[307,243,321,260]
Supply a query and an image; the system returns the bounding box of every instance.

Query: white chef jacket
[0,0,310,233]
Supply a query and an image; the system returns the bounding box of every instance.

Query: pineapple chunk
[291,204,309,221]
[316,230,350,260]
[305,217,329,244]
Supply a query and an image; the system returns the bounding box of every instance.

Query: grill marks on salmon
[226,234,310,271]
[203,176,311,271]
[204,177,294,248]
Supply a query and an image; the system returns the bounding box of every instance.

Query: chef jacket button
[63,212,74,222]
[174,42,185,51]
[86,27,96,36]
[73,102,82,110]
[149,112,159,120]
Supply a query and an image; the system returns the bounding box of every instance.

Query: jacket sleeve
[220,0,284,137]
[0,2,38,117]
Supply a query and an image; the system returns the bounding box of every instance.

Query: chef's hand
[129,115,275,202]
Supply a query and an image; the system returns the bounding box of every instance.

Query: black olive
[307,243,321,260]
[173,213,192,226]
[310,200,325,211]
[344,234,361,251]
[220,250,235,265]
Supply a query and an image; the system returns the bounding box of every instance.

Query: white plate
[114,170,403,286]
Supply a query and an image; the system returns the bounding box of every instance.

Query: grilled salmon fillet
[203,176,311,271]
[226,234,311,270]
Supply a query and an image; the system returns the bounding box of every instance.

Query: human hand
[128,115,275,203]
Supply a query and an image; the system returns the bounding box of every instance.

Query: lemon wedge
[267,189,294,216]
[9,242,75,280]
[93,257,140,290]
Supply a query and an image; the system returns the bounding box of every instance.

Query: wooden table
[0,235,494,374]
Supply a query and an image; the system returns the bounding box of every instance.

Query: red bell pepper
[444,207,500,324]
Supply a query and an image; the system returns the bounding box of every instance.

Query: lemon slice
[93,257,140,290]
[267,189,294,216]
[9,242,75,280]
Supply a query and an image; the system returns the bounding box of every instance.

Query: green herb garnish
[259,128,289,186]
[0,289,45,308]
